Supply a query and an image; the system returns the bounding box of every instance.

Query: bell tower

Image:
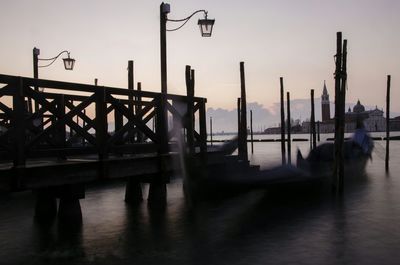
[321,80,330,122]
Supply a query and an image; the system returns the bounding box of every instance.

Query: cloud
[206,99,395,133]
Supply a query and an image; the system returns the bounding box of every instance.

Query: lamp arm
[166,9,207,32]
[38,50,71,68]
[167,9,207,22]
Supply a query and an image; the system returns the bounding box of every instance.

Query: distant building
[303,83,386,133]
[321,81,331,122]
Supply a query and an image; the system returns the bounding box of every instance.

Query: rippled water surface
[1,133,400,265]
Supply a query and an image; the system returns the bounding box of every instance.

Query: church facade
[302,82,386,133]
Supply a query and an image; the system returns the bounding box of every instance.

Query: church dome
[353,100,365,113]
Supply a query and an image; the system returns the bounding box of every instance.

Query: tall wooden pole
[128,60,135,142]
[385,75,391,172]
[239,62,248,162]
[160,3,168,94]
[311,89,316,150]
[333,32,344,194]
[185,65,195,155]
[317,121,320,142]
[280,77,286,165]
[250,110,254,154]
[338,39,347,191]
[286,91,291,165]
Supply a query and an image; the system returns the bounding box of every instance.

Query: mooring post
[317,121,320,142]
[128,60,135,143]
[210,116,213,146]
[338,39,347,191]
[287,91,291,165]
[333,32,344,194]
[250,110,254,154]
[311,89,316,150]
[185,65,195,155]
[239,62,248,162]
[280,77,286,165]
[385,75,391,172]
[199,98,208,159]
[237,97,241,155]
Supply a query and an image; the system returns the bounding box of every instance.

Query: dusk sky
[1,0,399,114]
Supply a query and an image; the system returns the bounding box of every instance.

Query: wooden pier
[0,73,216,222]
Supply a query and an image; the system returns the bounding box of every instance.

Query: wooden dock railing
[0,74,207,167]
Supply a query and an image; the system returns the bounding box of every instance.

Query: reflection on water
[1,135,400,264]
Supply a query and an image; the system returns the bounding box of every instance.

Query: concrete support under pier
[125,177,143,204]
[57,184,85,225]
[34,188,57,224]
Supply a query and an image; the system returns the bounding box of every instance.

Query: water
[1,133,400,265]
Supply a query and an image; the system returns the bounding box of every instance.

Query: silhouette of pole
[280,77,286,165]
[94,78,98,86]
[137,82,143,143]
[317,121,320,142]
[160,3,168,94]
[185,65,195,155]
[311,89,316,150]
[237,97,241,154]
[33,47,39,112]
[239,62,248,162]
[333,32,346,194]
[286,91,291,165]
[128,60,135,142]
[250,110,254,154]
[210,116,213,146]
[386,75,391,172]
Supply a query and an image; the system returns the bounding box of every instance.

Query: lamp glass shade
[198,18,215,37]
[63,57,75,70]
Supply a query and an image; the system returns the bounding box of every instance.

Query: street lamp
[32,47,76,111]
[160,2,215,94]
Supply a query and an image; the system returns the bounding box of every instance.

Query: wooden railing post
[56,94,66,159]
[199,98,207,158]
[136,82,143,143]
[13,77,26,167]
[95,88,108,160]
[114,99,124,147]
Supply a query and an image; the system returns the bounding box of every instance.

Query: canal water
[1,133,400,265]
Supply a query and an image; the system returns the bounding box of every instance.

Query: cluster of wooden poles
[229,32,393,194]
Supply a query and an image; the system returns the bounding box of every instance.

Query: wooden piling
[286,92,291,165]
[128,60,135,142]
[239,62,248,162]
[317,121,320,142]
[280,77,286,165]
[250,110,254,154]
[333,32,346,194]
[385,75,391,172]
[311,89,316,150]
[210,116,213,146]
[185,65,195,155]
[338,39,347,191]
[237,97,241,154]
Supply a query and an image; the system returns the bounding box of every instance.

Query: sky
[1,0,399,117]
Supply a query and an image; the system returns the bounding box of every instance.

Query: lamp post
[32,47,75,111]
[159,2,215,94]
